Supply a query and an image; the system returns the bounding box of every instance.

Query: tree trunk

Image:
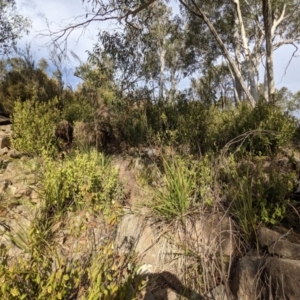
[233,0,260,102]
[159,46,166,100]
[180,0,256,107]
[262,0,275,103]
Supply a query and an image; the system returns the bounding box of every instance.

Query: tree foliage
[51,0,300,106]
[0,0,31,55]
[0,56,62,114]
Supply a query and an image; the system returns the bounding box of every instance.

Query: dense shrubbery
[143,100,298,155]
[41,150,121,214]
[11,95,61,156]
[220,154,297,241]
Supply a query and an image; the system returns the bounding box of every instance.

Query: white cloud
[15,0,108,87]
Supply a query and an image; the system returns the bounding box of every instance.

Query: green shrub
[0,244,83,300]
[61,95,94,124]
[40,150,122,215]
[0,240,142,300]
[225,101,298,155]
[143,100,297,156]
[222,154,297,241]
[11,95,60,156]
[84,242,143,300]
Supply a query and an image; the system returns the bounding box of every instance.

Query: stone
[6,185,17,196]
[0,159,9,170]
[13,186,32,199]
[0,147,9,155]
[116,213,162,267]
[116,212,202,300]
[30,190,40,203]
[0,179,12,193]
[265,258,300,299]
[55,120,74,145]
[207,285,229,300]
[268,240,300,259]
[0,136,10,149]
[8,149,22,159]
[231,256,266,300]
[184,212,237,257]
[257,227,288,248]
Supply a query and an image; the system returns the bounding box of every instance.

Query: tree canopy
[0,0,31,55]
[52,0,300,107]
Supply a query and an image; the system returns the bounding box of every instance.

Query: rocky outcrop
[231,227,300,300]
[116,211,237,300]
[0,125,11,150]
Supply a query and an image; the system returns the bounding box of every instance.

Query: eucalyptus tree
[53,0,300,106]
[183,0,300,105]
[0,0,31,55]
[92,1,190,102]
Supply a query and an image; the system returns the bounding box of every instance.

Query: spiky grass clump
[150,156,197,222]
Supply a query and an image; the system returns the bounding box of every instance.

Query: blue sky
[15,0,300,93]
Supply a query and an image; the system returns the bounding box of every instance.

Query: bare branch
[280,43,299,82]
[46,0,157,46]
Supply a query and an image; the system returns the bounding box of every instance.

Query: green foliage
[118,103,149,146]
[0,148,142,299]
[222,155,297,241]
[0,244,83,300]
[225,101,298,155]
[144,100,297,156]
[40,150,121,216]
[0,1,31,55]
[0,238,142,300]
[61,93,94,124]
[11,95,60,156]
[0,57,62,115]
[84,242,143,300]
[196,155,215,205]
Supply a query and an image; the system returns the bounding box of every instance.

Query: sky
[14,0,300,93]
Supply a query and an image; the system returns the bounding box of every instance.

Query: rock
[0,136,10,149]
[268,240,300,259]
[0,147,9,155]
[116,212,203,300]
[13,186,32,199]
[231,256,266,300]
[0,179,12,193]
[257,227,288,248]
[8,149,22,159]
[257,227,300,259]
[24,174,37,186]
[183,212,237,257]
[0,159,10,169]
[116,213,162,267]
[6,185,17,196]
[207,285,229,300]
[55,120,73,145]
[265,258,300,299]
[30,190,40,203]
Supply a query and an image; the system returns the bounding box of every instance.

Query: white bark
[233,0,259,102]
[263,0,275,102]
[180,0,256,107]
[159,46,166,99]
[233,8,243,102]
